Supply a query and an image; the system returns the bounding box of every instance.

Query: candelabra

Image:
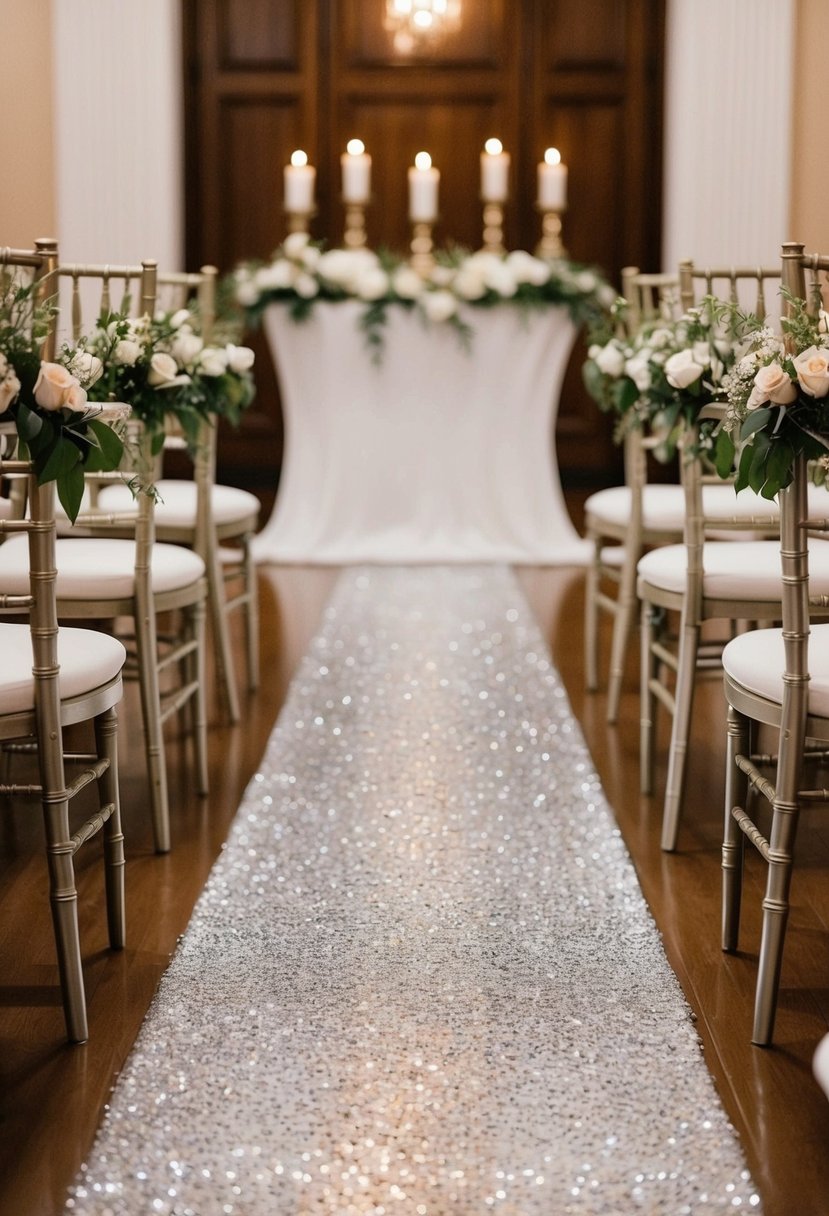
[342,201,368,249]
[480,201,505,255]
[410,220,435,275]
[285,207,315,236]
[535,205,566,260]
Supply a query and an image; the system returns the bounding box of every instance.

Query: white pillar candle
[341,139,372,203]
[480,137,510,202]
[408,151,440,222]
[284,149,316,212]
[537,147,567,210]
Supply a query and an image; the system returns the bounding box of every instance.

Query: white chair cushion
[589,481,829,532]
[0,535,205,599]
[0,622,126,714]
[97,480,259,529]
[723,624,829,719]
[638,538,829,600]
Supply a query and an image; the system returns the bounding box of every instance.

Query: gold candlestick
[285,207,316,236]
[536,204,566,260]
[480,201,506,254]
[410,220,435,275]
[343,201,368,249]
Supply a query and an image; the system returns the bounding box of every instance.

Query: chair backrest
[678,259,780,322]
[621,266,680,333]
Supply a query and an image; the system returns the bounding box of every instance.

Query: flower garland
[0,276,124,522]
[717,297,829,499]
[582,298,751,462]
[82,306,256,455]
[232,233,615,357]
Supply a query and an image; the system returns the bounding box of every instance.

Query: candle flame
[544,147,561,166]
[414,151,432,171]
[291,149,308,167]
[484,138,503,156]
[346,139,365,156]
[413,9,433,27]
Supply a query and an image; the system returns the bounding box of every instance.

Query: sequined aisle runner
[68,567,760,1215]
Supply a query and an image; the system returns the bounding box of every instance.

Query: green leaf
[15,401,43,442]
[761,438,795,499]
[38,434,82,486]
[739,407,772,441]
[83,417,124,473]
[713,428,735,479]
[747,433,771,495]
[615,377,639,413]
[734,439,755,493]
[57,462,86,523]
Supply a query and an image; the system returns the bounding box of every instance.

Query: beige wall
[790,0,829,249]
[0,0,55,245]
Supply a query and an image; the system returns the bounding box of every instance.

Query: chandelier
[385,0,462,54]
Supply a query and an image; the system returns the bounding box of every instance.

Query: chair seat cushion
[98,480,260,529]
[637,538,829,600]
[0,622,125,714]
[0,535,205,599]
[585,482,785,532]
[723,624,829,718]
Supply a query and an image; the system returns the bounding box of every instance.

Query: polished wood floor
[1,519,829,1215]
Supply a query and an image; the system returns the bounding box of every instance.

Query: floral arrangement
[232,232,615,357]
[81,306,256,454]
[717,297,829,498]
[0,275,124,522]
[583,297,750,461]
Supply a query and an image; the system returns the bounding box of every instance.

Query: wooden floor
[1,511,829,1215]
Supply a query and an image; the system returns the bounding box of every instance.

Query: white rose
[576,271,598,292]
[506,250,550,287]
[67,349,104,387]
[594,342,626,378]
[171,330,204,366]
[625,351,652,391]
[664,348,705,390]
[356,267,389,301]
[33,362,81,411]
[225,344,255,374]
[453,267,487,301]
[691,341,711,366]
[294,272,319,299]
[482,261,518,298]
[420,289,457,324]
[199,347,228,377]
[392,266,424,300]
[255,261,295,291]
[148,351,189,388]
[300,245,321,272]
[236,281,259,307]
[0,370,20,414]
[170,308,192,330]
[114,338,141,366]
[283,231,310,259]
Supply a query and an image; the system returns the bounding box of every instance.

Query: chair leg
[607,540,640,724]
[43,795,88,1043]
[95,706,125,950]
[640,597,657,795]
[135,607,171,853]
[243,536,259,691]
[584,530,601,692]
[661,617,701,851]
[205,538,241,724]
[191,595,209,796]
[722,703,748,952]
[752,794,799,1046]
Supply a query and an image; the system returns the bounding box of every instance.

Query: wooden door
[183,0,665,488]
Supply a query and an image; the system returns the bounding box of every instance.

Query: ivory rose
[171,330,204,366]
[33,362,84,411]
[199,347,228,377]
[114,338,141,366]
[420,289,457,324]
[148,352,191,389]
[226,344,255,374]
[594,341,626,378]
[664,348,705,390]
[793,345,829,398]
[746,361,797,410]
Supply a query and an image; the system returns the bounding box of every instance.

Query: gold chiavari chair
[0,242,127,1042]
[97,267,260,722]
[0,258,209,853]
[720,242,829,1045]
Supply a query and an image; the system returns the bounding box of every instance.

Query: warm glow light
[415,151,432,171]
[346,139,365,156]
[386,0,461,53]
[413,9,433,26]
[484,138,503,156]
[544,147,561,166]
[291,149,308,167]
[393,0,412,11]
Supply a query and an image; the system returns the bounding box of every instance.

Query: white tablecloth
[252,300,590,565]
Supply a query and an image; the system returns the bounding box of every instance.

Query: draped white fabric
[253,302,589,565]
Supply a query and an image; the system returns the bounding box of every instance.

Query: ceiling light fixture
[385,0,462,55]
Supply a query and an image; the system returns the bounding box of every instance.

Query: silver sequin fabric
[67,566,761,1215]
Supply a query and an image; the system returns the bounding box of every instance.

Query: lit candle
[480,137,510,203]
[408,151,440,223]
[341,139,372,204]
[537,147,567,210]
[284,149,316,213]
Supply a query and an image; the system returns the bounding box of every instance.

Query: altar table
[252,300,590,565]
